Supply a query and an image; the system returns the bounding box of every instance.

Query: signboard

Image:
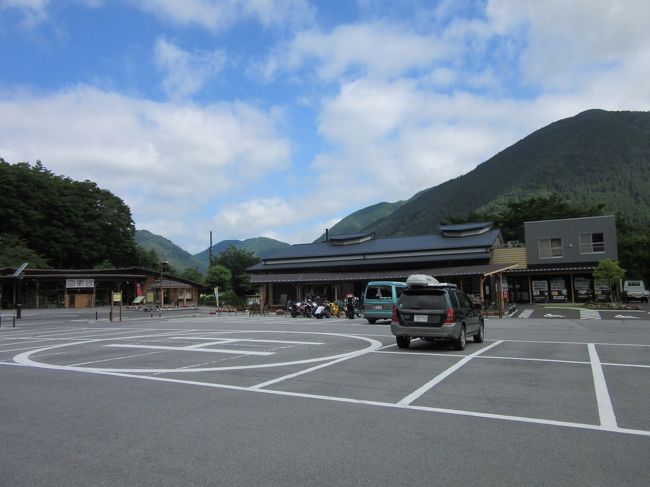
[66,278,94,288]
[550,278,567,302]
[112,292,122,303]
[532,280,549,302]
[147,291,154,303]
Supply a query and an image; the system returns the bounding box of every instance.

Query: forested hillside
[0,160,139,268]
[360,110,650,236]
[192,237,290,272]
[135,231,290,274]
[314,201,405,242]
[134,230,200,272]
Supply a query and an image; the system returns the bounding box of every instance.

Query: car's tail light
[444,307,456,324]
[392,305,399,322]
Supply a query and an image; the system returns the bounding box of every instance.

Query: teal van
[362,281,408,323]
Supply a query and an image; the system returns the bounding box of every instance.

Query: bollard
[0,314,2,327]
[96,311,98,321]
[16,303,22,319]
[13,315,16,327]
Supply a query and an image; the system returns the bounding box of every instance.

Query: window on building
[539,237,563,258]
[579,232,605,254]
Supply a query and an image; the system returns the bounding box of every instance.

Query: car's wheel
[396,336,410,349]
[367,318,377,324]
[473,321,484,343]
[454,325,466,350]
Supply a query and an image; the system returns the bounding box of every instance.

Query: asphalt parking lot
[1,308,649,486]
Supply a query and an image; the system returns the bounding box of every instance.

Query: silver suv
[391,275,484,350]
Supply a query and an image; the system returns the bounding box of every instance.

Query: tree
[616,216,650,284]
[205,264,232,291]
[445,193,604,242]
[0,234,49,268]
[593,259,625,302]
[213,246,259,298]
[0,160,139,268]
[180,267,204,284]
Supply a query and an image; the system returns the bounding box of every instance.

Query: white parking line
[104,344,274,356]
[170,337,324,345]
[73,369,650,438]
[588,344,618,430]
[580,309,601,320]
[519,309,533,319]
[397,341,503,406]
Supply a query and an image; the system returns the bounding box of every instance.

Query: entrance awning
[250,263,520,284]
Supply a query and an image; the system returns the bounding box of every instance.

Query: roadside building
[249,222,514,308]
[248,216,619,309]
[506,215,618,303]
[0,267,201,309]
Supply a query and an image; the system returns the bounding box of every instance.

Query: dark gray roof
[248,250,491,272]
[251,263,518,284]
[258,230,501,262]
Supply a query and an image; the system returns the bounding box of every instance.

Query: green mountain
[358,109,650,237]
[135,230,290,274]
[193,237,291,268]
[314,201,406,242]
[135,230,200,272]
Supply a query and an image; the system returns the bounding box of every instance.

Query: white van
[622,280,649,303]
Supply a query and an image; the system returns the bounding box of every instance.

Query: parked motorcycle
[288,299,313,318]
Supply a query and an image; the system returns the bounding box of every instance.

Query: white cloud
[0,85,291,248]
[133,0,313,32]
[261,22,451,81]
[0,0,50,26]
[486,0,650,90]
[154,38,226,100]
[213,197,296,240]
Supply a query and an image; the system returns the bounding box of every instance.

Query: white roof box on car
[406,274,440,287]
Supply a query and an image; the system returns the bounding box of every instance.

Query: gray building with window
[524,215,618,265]
[504,215,619,303]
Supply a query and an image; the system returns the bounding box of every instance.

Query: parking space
[2,311,650,486]
[2,313,649,440]
[513,304,650,321]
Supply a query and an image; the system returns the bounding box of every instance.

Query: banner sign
[66,278,94,288]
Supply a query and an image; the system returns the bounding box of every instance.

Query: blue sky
[1,0,649,253]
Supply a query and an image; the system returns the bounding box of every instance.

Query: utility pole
[209,231,213,266]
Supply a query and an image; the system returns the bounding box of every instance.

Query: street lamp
[160,260,168,308]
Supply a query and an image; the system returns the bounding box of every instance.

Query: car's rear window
[399,289,447,309]
[365,285,394,300]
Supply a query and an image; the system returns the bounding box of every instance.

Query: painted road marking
[588,344,618,430]
[544,313,565,318]
[3,331,650,438]
[519,309,533,319]
[614,315,640,319]
[104,344,275,355]
[62,367,650,438]
[169,337,325,345]
[580,309,601,320]
[11,331,383,374]
[397,341,503,406]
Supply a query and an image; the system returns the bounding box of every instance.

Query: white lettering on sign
[66,279,95,288]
